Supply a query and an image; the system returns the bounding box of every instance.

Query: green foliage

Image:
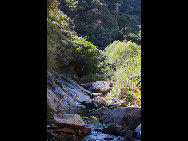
[58,0,140,50]
[123,30,141,45]
[47,6,104,80]
[103,40,141,106]
[47,8,76,70]
[71,36,103,78]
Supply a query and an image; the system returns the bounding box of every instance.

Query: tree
[71,36,103,78]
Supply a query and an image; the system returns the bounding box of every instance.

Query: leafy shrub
[103,40,141,106]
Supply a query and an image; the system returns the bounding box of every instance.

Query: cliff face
[47,70,92,112]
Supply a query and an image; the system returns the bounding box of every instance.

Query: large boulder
[100,107,141,129]
[102,123,122,135]
[53,114,86,129]
[89,81,111,93]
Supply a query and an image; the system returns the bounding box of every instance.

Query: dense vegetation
[47,0,141,107]
[103,40,141,106]
[58,0,141,49]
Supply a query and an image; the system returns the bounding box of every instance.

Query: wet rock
[89,81,111,93]
[100,107,141,129]
[54,114,86,129]
[102,123,122,135]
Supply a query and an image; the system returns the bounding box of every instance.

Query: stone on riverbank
[100,107,141,129]
[54,114,86,129]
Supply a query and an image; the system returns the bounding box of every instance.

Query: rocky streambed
[47,71,141,141]
[47,103,140,141]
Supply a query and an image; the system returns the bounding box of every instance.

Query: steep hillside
[58,0,141,49]
[119,0,141,27]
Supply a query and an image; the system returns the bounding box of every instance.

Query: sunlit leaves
[103,40,141,106]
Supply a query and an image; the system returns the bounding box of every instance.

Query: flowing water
[65,103,126,141]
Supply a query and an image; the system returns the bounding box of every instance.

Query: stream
[64,103,126,141]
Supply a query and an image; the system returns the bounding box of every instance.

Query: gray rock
[53,114,86,128]
[89,81,111,93]
[100,107,141,129]
[83,96,107,108]
[47,70,92,111]
[47,88,67,112]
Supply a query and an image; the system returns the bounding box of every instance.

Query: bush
[103,40,141,106]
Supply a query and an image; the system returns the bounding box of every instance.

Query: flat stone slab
[54,114,86,128]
